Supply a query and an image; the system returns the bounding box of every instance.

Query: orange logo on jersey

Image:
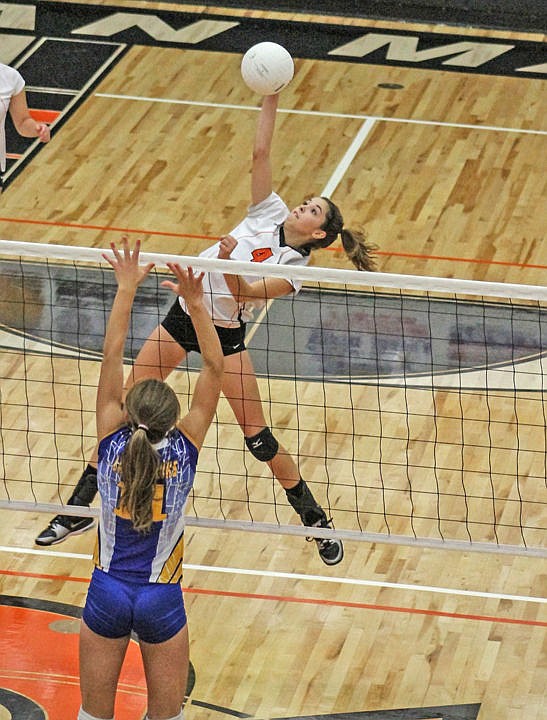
[251,247,274,262]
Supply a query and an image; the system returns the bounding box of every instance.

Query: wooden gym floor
[0,2,546,719]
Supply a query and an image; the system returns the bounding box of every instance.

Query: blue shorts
[83,568,187,644]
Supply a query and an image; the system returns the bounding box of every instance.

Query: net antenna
[1,240,546,558]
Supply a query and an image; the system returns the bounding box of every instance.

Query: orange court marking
[2,568,545,628]
[0,604,146,719]
[29,109,62,124]
[0,215,545,269]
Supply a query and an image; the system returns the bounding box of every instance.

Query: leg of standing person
[140,625,189,720]
[78,620,130,719]
[35,324,187,546]
[222,350,343,565]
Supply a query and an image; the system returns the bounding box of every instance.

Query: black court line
[3,37,128,185]
[273,705,481,720]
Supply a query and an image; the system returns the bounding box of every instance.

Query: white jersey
[0,64,25,172]
[180,192,310,327]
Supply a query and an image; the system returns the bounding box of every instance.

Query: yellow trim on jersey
[158,535,185,583]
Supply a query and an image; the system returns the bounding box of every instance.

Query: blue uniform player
[78,239,223,720]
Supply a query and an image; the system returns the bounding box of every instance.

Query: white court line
[1,545,545,605]
[322,116,377,197]
[95,93,547,135]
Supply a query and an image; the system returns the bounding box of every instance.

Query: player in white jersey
[37,95,376,566]
[78,238,223,720]
[0,63,50,188]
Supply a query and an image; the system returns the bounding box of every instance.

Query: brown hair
[303,197,377,271]
[119,379,180,532]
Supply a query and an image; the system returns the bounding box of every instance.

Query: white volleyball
[241,42,294,95]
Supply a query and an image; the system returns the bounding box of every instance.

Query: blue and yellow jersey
[95,425,198,584]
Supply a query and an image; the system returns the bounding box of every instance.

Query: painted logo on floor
[1,595,480,720]
[1,1,545,77]
[0,259,545,389]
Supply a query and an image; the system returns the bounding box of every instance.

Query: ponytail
[340,227,377,272]
[303,196,377,271]
[119,379,180,533]
[120,428,160,533]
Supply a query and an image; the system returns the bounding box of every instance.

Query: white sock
[77,708,113,720]
[145,711,184,720]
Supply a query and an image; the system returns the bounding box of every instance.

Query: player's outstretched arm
[162,264,223,449]
[96,238,154,440]
[251,94,278,206]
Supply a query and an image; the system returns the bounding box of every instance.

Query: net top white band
[0,239,545,302]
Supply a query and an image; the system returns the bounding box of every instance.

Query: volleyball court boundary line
[1,544,545,606]
[1,564,546,628]
[3,37,129,186]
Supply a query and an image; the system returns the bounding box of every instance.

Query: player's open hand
[102,236,155,291]
[162,264,205,311]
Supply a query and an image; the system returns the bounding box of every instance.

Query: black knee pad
[69,465,98,506]
[245,427,279,462]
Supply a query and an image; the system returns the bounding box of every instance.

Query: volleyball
[240,42,294,95]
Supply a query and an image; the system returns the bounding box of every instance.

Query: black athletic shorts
[161,299,246,357]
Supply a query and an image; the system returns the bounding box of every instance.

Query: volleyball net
[1,240,546,557]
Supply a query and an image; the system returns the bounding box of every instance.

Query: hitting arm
[251,94,279,206]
